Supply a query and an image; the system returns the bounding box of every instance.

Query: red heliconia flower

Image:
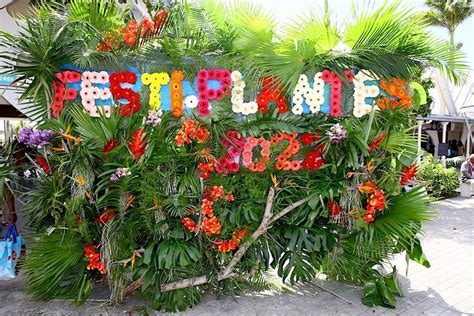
[368,132,387,153]
[36,155,50,174]
[103,139,119,153]
[95,209,117,225]
[400,164,417,185]
[127,128,147,160]
[328,200,342,217]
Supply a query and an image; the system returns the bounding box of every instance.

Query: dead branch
[160,188,312,293]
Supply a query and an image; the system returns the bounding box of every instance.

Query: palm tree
[424,0,474,49]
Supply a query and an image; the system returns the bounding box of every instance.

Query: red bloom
[328,200,342,217]
[181,217,198,233]
[300,133,318,145]
[127,128,147,160]
[201,198,214,217]
[209,185,225,201]
[368,189,386,211]
[400,164,417,185]
[196,126,210,144]
[103,139,119,153]
[201,216,221,236]
[36,155,50,174]
[358,181,377,194]
[363,213,375,223]
[226,194,235,201]
[368,132,387,153]
[95,209,117,225]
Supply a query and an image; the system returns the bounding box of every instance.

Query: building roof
[0,95,26,118]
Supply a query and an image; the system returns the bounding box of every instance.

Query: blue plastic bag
[0,225,23,280]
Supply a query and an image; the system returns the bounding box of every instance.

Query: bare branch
[160,188,313,293]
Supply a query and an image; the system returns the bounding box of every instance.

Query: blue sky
[255,0,474,68]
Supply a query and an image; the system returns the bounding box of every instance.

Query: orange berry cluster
[271,132,302,171]
[170,70,185,117]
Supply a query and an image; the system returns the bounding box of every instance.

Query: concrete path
[0,197,472,315]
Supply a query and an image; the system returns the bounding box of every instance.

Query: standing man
[460,154,474,183]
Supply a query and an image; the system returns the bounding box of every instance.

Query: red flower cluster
[328,200,342,217]
[109,71,140,116]
[198,161,214,179]
[181,217,198,233]
[400,164,417,185]
[302,147,324,170]
[84,245,106,274]
[201,216,222,236]
[216,131,244,174]
[299,132,325,170]
[201,198,214,217]
[196,69,232,116]
[127,128,147,160]
[52,71,81,117]
[98,10,168,51]
[358,181,386,223]
[212,228,246,252]
[175,120,210,146]
[300,132,319,145]
[368,132,387,153]
[181,185,234,237]
[256,76,288,113]
[271,133,301,171]
[103,139,119,154]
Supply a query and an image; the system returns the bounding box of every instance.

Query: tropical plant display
[0,0,467,312]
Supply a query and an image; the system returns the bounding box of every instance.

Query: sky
[253,0,474,68]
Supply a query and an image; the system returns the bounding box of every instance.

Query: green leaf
[408,238,431,268]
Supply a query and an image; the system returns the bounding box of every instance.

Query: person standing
[458,140,465,157]
[460,154,474,183]
[449,140,458,157]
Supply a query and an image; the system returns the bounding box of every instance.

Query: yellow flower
[141,73,152,85]
[150,83,161,92]
[271,174,280,187]
[157,72,170,85]
[367,160,375,171]
[75,175,86,186]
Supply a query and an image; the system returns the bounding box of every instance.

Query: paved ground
[0,197,472,315]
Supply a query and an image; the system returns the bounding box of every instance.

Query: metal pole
[417,120,424,164]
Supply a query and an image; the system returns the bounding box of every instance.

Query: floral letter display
[52,68,414,119]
